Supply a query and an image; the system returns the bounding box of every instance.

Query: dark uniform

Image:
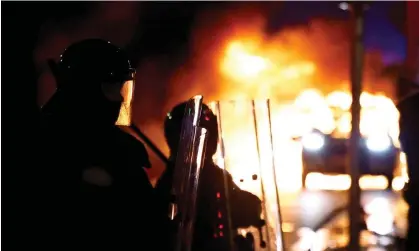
[398,90,419,250]
[155,102,263,251]
[35,39,158,250]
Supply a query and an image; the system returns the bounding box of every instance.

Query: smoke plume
[35,3,397,180]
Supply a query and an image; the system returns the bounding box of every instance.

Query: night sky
[270,1,406,64]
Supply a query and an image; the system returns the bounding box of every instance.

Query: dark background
[4,1,407,176]
[1,2,408,246]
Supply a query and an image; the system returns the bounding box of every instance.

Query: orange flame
[154,12,401,191]
[213,40,402,192]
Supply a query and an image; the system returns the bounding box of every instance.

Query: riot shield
[170,95,209,251]
[209,99,285,251]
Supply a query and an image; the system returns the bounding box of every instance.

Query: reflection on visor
[115,80,134,126]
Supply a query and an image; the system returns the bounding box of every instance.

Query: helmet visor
[115,79,135,126]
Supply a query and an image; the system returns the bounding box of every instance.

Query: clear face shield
[101,69,135,126]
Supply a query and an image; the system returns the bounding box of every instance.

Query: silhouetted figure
[36,39,157,250]
[155,102,263,251]
[398,82,419,250]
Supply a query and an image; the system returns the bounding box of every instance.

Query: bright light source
[365,197,394,236]
[359,175,388,190]
[296,227,316,250]
[366,212,394,236]
[392,176,406,191]
[305,173,351,191]
[364,197,390,214]
[302,132,325,151]
[366,135,391,152]
[339,2,349,11]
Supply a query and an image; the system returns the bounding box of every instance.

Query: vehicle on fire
[295,129,399,190]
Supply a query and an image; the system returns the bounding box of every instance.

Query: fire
[218,40,318,100]
[214,39,402,193]
[206,38,404,248]
[153,14,406,250]
[221,41,315,86]
[221,41,269,80]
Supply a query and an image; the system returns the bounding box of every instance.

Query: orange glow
[161,17,402,250]
[221,41,270,80]
[115,80,134,126]
[212,40,400,194]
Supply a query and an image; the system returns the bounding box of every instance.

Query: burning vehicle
[293,91,401,190]
[298,128,399,190]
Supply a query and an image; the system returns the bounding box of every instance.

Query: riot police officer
[36,39,157,250]
[155,101,263,251]
[398,83,419,250]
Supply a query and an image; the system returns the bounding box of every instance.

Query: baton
[130,124,170,165]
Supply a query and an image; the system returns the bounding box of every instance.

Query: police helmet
[56,38,135,87]
[48,39,136,126]
[164,102,219,158]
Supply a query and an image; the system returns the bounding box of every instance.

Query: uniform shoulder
[115,127,152,168]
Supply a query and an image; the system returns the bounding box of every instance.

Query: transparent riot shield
[170,95,209,251]
[209,99,286,251]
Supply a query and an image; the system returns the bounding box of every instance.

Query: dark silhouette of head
[164,101,219,161]
[43,38,136,127]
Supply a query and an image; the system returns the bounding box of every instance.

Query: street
[276,189,408,250]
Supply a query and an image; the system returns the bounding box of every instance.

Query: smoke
[139,4,274,178]
[35,3,398,180]
[143,5,398,178]
[164,4,271,111]
[166,13,396,109]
